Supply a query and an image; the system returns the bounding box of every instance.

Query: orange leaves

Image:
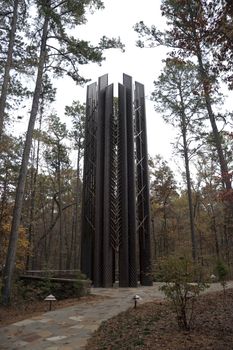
[0,223,29,271]
[219,188,233,202]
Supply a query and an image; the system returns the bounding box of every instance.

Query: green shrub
[75,271,87,280]
[0,274,90,304]
[158,256,208,330]
[215,260,229,296]
[21,279,90,300]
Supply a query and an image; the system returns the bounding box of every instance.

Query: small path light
[44,294,56,311]
[210,274,216,282]
[132,294,141,309]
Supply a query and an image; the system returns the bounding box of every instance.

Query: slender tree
[44,114,70,270]
[149,155,177,257]
[0,0,30,141]
[151,59,207,261]
[0,0,19,140]
[195,147,223,260]
[135,0,232,190]
[0,135,23,269]
[24,75,56,270]
[203,0,233,89]
[2,0,124,305]
[65,101,85,268]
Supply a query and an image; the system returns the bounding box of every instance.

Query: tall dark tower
[81,74,152,287]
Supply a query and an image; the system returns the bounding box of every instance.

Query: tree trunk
[74,146,81,269]
[0,163,9,265]
[1,15,49,305]
[162,202,169,255]
[57,145,64,271]
[188,3,231,190]
[179,86,197,261]
[151,218,157,261]
[0,0,19,141]
[183,135,197,260]
[211,210,220,259]
[26,107,42,270]
[198,56,231,190]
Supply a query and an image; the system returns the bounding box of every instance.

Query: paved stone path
[0,282,232,350]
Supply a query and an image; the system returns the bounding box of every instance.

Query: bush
[215,260,229,296]
[158,256,208,330]
[7,277,90,303]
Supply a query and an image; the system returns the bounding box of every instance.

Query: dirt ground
[1,288,233,349]
[86,289,233,350]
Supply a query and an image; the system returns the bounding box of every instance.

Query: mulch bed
[86,289,233,350]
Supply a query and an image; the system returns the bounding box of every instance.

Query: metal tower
[81,74,152,287]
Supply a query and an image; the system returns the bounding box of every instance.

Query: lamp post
[44,294,56,311]
[132,294,141,309]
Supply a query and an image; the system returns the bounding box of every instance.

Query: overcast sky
[55,0,177,164]
[13,0,232,177]
[21,0,230,179]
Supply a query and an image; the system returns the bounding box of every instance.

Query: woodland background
[1,0,233,304]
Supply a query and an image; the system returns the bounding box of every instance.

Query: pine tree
[65,101,85,268]
[135,0,232,190]
[0,0,30,141]
[152,58,207,260]
[2,0,124,305]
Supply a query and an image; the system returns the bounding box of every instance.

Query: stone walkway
[0,282,232,350]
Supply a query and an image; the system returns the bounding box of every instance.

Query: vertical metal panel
[94,74,108,287]
[123,74,137,287]
[135,83,144,284]
[103,83,114,287]
[99,74,108,91]
[118,83,129,287]
[109,95,120,283]
[135,82,153,286]
[81,82,97,280]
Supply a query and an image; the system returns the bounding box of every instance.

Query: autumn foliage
[0,218,29,272]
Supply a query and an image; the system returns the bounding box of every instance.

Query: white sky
[55,0,177,164]
[16,0,232,179]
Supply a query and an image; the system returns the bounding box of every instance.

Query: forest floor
[1,287,233,349]
[86,288,233,350]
